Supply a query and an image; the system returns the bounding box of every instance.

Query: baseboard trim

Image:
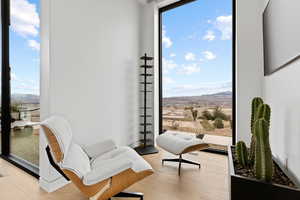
[39,176,70,193]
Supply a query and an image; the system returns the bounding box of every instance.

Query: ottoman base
[162,154,201,176]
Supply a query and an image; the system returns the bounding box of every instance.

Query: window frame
[1,0,39,178]
[158,0,236,154]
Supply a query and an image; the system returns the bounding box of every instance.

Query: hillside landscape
[163,91,232,107]
[11,94,40,104]
[162,91,233,145]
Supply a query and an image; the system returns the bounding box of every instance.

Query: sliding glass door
[1,0,40,176]
[159,0,235,152]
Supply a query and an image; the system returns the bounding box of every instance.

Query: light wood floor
[0,149,229,200]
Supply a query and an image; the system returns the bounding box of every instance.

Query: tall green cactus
[254,118,273,182]
[256,104,271,129]
[249,97,263,163]
[236,141,249,167]
[251,97,264,133]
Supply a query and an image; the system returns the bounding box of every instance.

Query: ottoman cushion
[156,131,206,155]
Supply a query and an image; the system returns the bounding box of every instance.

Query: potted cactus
[228,97,300,200]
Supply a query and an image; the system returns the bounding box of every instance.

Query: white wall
[139,2,156,144]
[236,0,264,144]
[264,58,300,184]
[49,0,143,146]
[40,0,146,191]
[39,0,70,192]
[262,0,300,185]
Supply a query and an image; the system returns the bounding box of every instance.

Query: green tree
[200,120,215,131]
[191,109,198,121]
[11,103,22,120]
[213,106,229,121]
[202,110,214,120]
[213,118,224,129]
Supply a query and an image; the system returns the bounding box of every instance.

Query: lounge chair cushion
[83,156,131,185]
[156,131,204,155]
[61,143,91,178]
[82,139,117,160]
[83,147,152,185]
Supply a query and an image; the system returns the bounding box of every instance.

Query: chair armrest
[83,158,132,185]
[82,139,117,159]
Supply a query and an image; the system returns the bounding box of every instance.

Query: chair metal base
[109,191,144,200]
[162,155,201,176]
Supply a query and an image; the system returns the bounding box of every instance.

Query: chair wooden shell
[42,125,153,200]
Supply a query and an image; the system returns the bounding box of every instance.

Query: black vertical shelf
[135,53,158,155]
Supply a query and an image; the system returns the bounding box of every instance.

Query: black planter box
[228,146,300,200]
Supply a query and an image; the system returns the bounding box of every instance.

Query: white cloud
[215,15,232,40]
[203,30,215,41]
[11,0,40,37]
[163,77,175,85]
[164,81,232,97]
[177,63,200,75]
[185,52,196,61]
[203,51,216,60]
[11,72,39,95]
[28,39,40,51]
[162,26,173,48]
[162,57,177,74]
[170,53,176,58]
[11,72,17,81]
[12,82,39,95]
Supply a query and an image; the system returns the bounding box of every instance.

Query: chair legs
[111,191,144,200]
[162,154,201,176]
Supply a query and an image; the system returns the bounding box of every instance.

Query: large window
[159,0,235,152]
[1,0,40,176]
[10,0,40,167]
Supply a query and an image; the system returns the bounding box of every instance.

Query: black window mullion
[1,0,11,156]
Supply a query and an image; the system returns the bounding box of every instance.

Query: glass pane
[10,0,40,166]
[162,0,233,151]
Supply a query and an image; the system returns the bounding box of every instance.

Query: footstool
[156,131,209,175]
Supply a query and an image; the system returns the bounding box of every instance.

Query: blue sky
[162,0,232,97]
[10,0,40,95]
[8,0,231,97]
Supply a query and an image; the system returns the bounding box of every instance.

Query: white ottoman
[156,131,209,175]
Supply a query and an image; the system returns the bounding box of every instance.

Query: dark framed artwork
[263,0,300,75]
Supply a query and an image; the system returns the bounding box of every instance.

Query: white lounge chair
[41,115,153,200]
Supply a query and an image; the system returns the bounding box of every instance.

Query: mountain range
[4,91,231,107]
[163,91,232,107]
[11,94,40,104]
